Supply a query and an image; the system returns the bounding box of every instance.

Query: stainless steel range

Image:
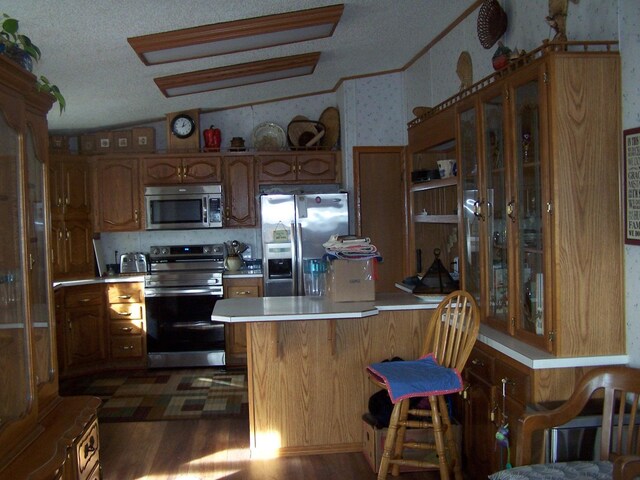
[144,244,225,368]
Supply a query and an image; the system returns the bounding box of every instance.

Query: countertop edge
[53,275,145,288]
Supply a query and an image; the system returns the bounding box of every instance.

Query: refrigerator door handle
[294,222,304,295]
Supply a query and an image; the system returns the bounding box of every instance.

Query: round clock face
[171,114,196,139]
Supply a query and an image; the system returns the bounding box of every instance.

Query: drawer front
[494,360,530,406]
[227,285,259,298]
[76,418,100,480]
[110,319,144,336]
[110,335,143,358]
[107,283,143,303]
[108,303,144,320]
[465,347,493,381]
[65,286,103,308]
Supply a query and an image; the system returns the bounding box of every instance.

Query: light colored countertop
[53,275,145,288]
[211,291,439,323]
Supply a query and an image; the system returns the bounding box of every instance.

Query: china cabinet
[93,155,142,232]
[141,154,221,185]
[456,42,623,357]
[0,55,100,479]
[223,155,257,227]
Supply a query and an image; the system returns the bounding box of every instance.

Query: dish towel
[367,354,463,404]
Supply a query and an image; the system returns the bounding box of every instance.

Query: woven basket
[477,0,508,49]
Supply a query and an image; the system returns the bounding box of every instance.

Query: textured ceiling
[6,1,475,133]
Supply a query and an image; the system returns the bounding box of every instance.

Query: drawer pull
[117,295,132,299]
[83,436,96,458]
[471,358,485,367]
[122,345,134,350]
[117,311,132,316]
[236,290,252,295]
[79,298,92,303]
[120,327,133,332]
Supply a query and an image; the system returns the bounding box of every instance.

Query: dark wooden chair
[367,290,480,480]
[490,366,640,480]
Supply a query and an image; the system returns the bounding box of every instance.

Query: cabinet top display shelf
[408,40,618,129]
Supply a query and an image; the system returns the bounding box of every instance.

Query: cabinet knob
[473,200,484,220]
[65,196,70,205]
[507,200,516,222]
[134,209,139,222]
[471,358,485,367]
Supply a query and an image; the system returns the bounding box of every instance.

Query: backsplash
[98,228,261,266]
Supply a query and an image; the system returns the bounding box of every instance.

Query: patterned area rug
[61,368,248,423]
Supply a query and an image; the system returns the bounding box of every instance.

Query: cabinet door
[458,104,482,305]
[95,157,141,232]
[64,306,106,370]
[256,155,296,183]
[296,153,336,181]
[510,75,547,347]
[223,156,256,227]
[464,371,498,479]
[62,160,92,219]
[141,157,181,185]
[182,156,221,183]
[64,220,94,276]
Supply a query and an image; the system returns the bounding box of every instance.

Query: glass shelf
[410,176,457,192]
[414,214,458,224]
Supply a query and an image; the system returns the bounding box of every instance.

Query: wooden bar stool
[367,290,480,480]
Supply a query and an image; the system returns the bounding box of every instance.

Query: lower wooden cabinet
[224,277,262,365]
[106,282,146,366]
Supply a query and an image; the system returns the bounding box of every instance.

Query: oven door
[145,287,225,366]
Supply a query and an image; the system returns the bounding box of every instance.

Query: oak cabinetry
[93,155,142,232]
[49,154,94,279]
[223,155,256,227]
[58,284,107,376]
[106,282,146,365]
[0,55,99,480]
[457,44,623,356]
[224,277,262,365]
[141,154,221,185]
[256,152,339,183]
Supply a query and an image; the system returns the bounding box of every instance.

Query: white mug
[437,159,456,178]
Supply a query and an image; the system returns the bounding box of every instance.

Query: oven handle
[144,287,223,297]
[171,321,223,330]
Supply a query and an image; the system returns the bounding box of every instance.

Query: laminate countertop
[211,291,440,323]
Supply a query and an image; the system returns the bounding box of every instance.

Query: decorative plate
[252,122,286,151]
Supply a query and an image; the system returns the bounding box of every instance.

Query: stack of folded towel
[323,235,381,260]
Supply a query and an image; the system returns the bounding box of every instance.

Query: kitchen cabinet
[224,277,262,365]
[256,151,339,184]
[58,284,107,376]
[49,154,94,280]
[456,43,623,356]
[93,155,142,232]
[407,107,460,277]
[107,282,146,365]
[223,155,256,227]
[141,154,221,185]
[0,55,99,479]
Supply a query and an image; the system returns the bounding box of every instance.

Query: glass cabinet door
[459,106,481,303]
[513,79,545,339]
[0,108,31,430]
[482,92,509,329]
[25,127,54,388]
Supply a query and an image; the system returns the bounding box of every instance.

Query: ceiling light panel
[128,4,343,65]
[154,52,321,97]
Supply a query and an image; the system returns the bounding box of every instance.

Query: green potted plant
[1,13,65,113]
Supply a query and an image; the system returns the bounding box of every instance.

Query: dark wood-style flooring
[99,416,442,480]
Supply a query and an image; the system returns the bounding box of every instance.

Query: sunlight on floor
[251,430,282,459]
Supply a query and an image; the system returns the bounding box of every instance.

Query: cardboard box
[328,259,375,302]
[361,418,461,473]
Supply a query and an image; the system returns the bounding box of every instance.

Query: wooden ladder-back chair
[490,366,640,480]
[367,290,480,480]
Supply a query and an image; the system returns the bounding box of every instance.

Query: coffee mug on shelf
[437,159,456,178]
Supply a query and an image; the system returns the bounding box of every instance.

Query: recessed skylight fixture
[128,4,343,65]
[154,52,321,97]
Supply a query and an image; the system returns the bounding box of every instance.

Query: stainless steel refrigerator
[261,193,349,296]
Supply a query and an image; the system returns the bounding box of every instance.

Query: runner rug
[61,368,248,423]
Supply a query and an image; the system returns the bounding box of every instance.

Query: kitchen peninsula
[212,292,440,456]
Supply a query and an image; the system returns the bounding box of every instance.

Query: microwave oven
[145,185,223,230]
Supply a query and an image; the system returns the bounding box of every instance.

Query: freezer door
[261,195,296,296]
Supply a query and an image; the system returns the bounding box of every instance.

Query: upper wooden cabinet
[93,156,142,232]
[256,152,339,184]
[453,43,623,356]
[49,154,92,220]
[223,155,256,228]
[141,154,221,185]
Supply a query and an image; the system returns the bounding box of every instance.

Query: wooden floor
[99,415,443,480]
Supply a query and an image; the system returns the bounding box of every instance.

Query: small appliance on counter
[119,252,148,274]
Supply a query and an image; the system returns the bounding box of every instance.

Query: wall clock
[166,109,200,152]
